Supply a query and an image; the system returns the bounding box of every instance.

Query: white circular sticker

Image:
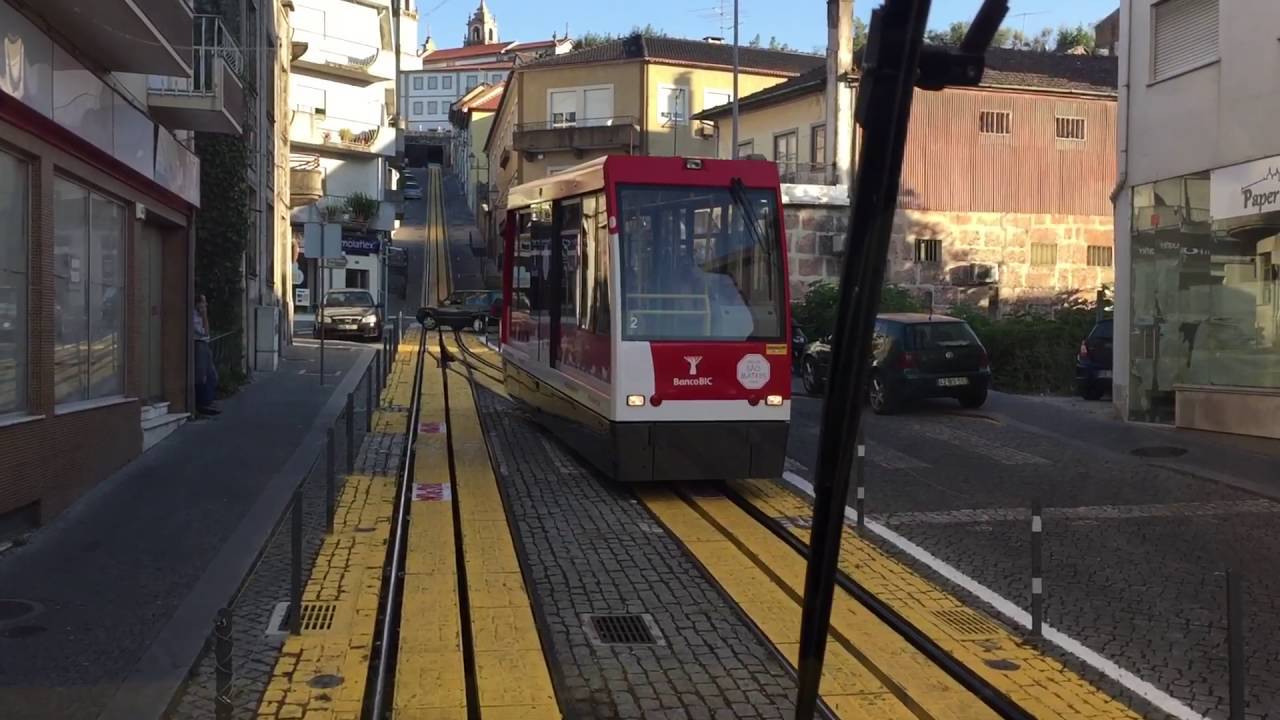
[736,353,771,390]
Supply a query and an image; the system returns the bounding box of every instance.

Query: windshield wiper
[729,177,771,258]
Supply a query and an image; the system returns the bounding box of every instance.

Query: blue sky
[414,0,1118,54]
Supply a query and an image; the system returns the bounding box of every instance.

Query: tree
[573,24,668,51]
[851,15,869,53]
[925,20,969,46]
[748,33,761,48]
[1054,23,1095,53]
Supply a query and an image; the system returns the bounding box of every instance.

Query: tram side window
[557,200,581,324]
[514,211,534,315]
[579,193,611,334]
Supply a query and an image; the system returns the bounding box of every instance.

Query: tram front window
[617,184,785,341]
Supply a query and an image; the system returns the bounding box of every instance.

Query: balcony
[289,155,324,208]
[25,0,193,76]
[290,109,394,157]
[776,161,836,186]
[292,194,395,232]
[291,28,395,83]
[147,16,245,135]
[513,117,640,156]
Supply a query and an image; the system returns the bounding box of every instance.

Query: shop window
[979,110,1011,136]
[1030,242,1057,266]
[914,237,941,264]
[53,178,125,406]
[1152,0,1218,82]
[1087,245,1113,267]
[1055,116,1086,141]
[0,151,28,415]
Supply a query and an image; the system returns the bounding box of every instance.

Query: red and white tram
[499,155,792,482]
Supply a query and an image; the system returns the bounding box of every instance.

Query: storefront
[1127,155,1280,436]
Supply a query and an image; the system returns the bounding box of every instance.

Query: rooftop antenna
[1008,10,1047,44]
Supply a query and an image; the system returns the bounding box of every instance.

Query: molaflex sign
[1211,156,1280,220]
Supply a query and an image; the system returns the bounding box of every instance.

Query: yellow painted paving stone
[480,705,562,720]
[394,650,467,710]
[393,709,468,720]
[469,605,544,652]
[825,692,919,720]
[467,571,532,609]
[474,649,558,707]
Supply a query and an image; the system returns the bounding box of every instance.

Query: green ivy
[194,131,251,391]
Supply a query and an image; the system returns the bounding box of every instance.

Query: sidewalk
[442,173,493,291]
[987,391,1280,501]
[0,342,373,720]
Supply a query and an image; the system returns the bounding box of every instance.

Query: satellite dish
[292,267,305,285]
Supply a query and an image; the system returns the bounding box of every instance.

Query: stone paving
[165,371,398,720]
[475,387,805,720]
[785,395,1280,720]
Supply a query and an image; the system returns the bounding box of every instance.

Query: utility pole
[731,0,739,158]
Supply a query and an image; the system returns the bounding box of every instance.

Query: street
[785,385,1280,719]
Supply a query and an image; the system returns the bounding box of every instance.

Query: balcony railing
[291,26,394,81]
[776,161,836,186]
[513,116,640,154]
[150,15,244,94]
[146,15,246,135]
[289,154,324,208]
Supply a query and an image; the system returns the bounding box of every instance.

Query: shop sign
[1211,156,1280,220]
[341,234,381,255]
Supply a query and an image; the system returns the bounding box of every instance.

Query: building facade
[1113,0,1280,438]
[0,0,204,525]
[449,83,504,214]
[697,48,1119,308]
[288,0,410,310]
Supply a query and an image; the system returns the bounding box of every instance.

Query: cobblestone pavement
[475,387,807,720]
[786,393,1280,720]
[165,373,401,720]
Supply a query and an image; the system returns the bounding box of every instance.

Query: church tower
[464,0,499,46]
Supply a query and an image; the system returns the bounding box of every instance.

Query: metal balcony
[291,28,395,83]
[290,109,393,157]
[776,161,836,186]
[513,116,640,156]
[147,16,246,135]
[289,155,324,208]
[25,0,193,76]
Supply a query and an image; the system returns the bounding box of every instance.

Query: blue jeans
[195,340,218,408]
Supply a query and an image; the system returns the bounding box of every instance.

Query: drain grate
[299,602,337,631]
[930,608,1004,640]
[584,613,663,646]
[1130,445,1188,458]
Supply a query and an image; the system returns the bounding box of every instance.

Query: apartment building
[1112,0,1280,438]
[0,0,205,525]
[288,0,412,310]
[449,83,505,214]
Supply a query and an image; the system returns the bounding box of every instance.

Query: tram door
[549,199,582,369]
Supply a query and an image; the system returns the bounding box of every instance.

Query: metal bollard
[326,427,336,533]
[345,394,355,473]
[213,608,233,720]
[1227,570,1246,720]
[854,431,866,535]
[366,367,374,432]
[1030,497,1044,638]
[290,488,303,635]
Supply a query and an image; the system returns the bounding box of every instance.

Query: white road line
[911,422,1048,464]
[778,470,1206,720]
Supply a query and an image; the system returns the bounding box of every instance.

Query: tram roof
[505,156,782,208]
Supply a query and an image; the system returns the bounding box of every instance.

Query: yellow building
[450,82,505,215]
[482,35,823,229]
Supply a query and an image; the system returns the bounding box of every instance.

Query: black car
[314,289,382,340]
[800,312,991,414]
[1075,318,1113,400]
[417,290,501,332]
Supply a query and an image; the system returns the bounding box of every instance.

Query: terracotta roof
[981,48,1117,94]
[467,83,505,112]
[422,42,509,61]
[519,35,823,75]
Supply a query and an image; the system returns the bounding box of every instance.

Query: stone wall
[784,201,1115,313]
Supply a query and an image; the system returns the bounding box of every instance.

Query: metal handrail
[514,115,640,132]
[776,160,836,185]
[149,15,244,96]
[290,154,321,170]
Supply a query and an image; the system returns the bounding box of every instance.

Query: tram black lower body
[504,362,788,482]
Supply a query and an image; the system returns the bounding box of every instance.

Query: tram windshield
[616,183,785,341]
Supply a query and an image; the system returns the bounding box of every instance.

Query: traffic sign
[320,257,348,269]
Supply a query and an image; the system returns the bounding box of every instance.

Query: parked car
[800,312,991,414]
[1076,318,1113,400]
[791,326,808,370]
[402,176,423,200]
[417,290,502,332]
[314,289,382,341]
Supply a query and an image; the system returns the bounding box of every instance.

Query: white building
[1114,0,1280,438]
[288,0,414,309]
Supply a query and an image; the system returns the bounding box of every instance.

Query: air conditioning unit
[694,121,716,139]
[949,262,999,286]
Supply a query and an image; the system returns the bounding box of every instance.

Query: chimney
[703,36,724,44]
[826,0,854,189]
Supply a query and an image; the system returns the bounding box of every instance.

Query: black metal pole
[1227,570,1245,720]
[854,429,866,535]
[290,488,303,635]
[319,264,326,387]
[346,393,355,473]
[366,366,374,432]
[326,426,336,533]
[213,608,233,720]
[793,4,935,717]
[1030,497,1043,638]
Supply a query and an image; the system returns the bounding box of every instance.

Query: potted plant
[346,192,379,224]
[338,128,354,144]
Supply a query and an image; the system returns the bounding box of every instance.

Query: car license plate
[937,377,969,387]
[1098,370,1112,379]
[337,324,357,331]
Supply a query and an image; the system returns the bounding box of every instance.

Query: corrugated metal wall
[898,87,1116,216]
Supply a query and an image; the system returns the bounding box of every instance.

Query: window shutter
[1152,0,1218,81]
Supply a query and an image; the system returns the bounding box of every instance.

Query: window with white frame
[658,85,688,126]
[442,76,453,89]
[1152,0,1219,82]
[427,101,438,115]
[427,75,438,90]
[547,86,614,127]
[0,150,28,416]
[412,76,423,91]
[412,101,423,116]
[53,177,125,406]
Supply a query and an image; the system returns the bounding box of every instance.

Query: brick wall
[785,203,1115,311]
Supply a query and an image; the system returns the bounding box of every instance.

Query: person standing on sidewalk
[194,294,220,416]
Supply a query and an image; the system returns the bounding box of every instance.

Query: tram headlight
[626,394,645,407]
[765,395,783,406]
